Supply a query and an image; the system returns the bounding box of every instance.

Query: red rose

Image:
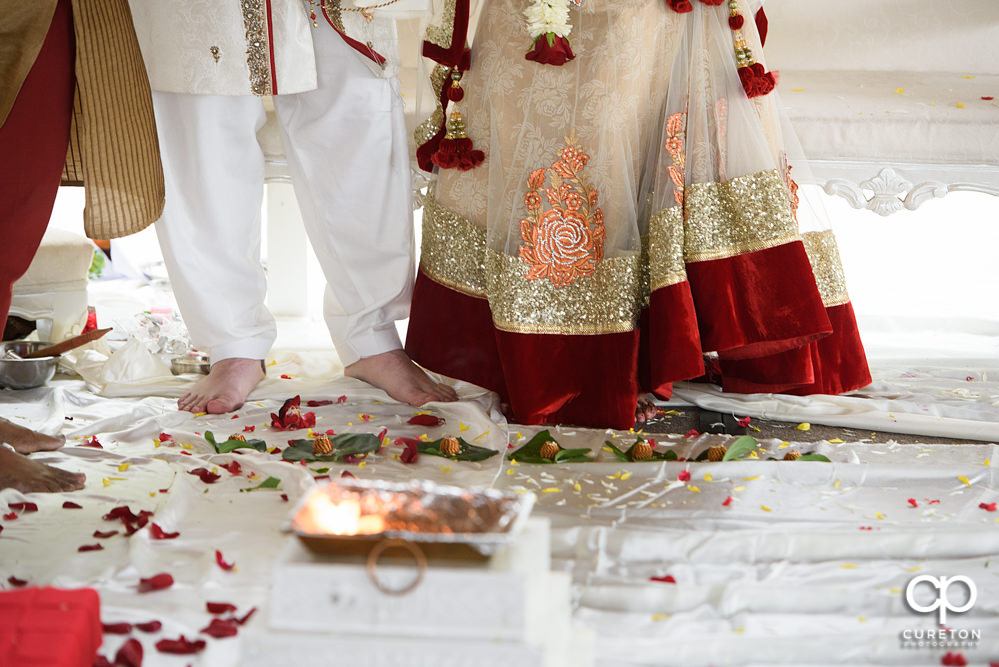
[666,0,694,12]
[525,33,575,66]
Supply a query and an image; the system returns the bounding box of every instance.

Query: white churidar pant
[152,21,413,367]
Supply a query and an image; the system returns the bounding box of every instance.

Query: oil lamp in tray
[285,480,535,594]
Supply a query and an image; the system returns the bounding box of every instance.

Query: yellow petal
[733,485,746,492]
[621,472,632,481]
[958,475,972,487]
[963,75,976,79]
[906,566,922,573]
[118,462,131,472]
[742,475,761,481]
[791,88,804,92]
[894,88,904,94]
[733,626,745,635]
[876,512,885,520]
[459,422,470,432]
[358,461,367,468]
[686,485,701,493]
[984,459,991,466]
[778,441,790,449]
[796,422,811,431]
[760,505,772,512]
[956,103,966,109]
[419,434,429,441]
[858,616,867,623]
[601,446,615,453]
[834,479,841,489]
[841,563,858,569]
[608,471,622,480]
[704,473,713,482]
[652,614,671,622]
[194,412,207,417]
[573,482,582,492]
[890,588,902,594]
[829,438,844,444]
[542,488,561,494]
[440,465,450,472]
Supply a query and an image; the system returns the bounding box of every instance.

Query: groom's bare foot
[0,417,65,454]
[345,350,458,406]
[635,394,658,424]
[177,358,265,414]
[0,447,85,493]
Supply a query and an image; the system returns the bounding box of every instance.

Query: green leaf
[240,476,281,492]
[508,430,593,464]
[282,433,380,463]
[722,435,758,461]
[693,448,711,462]
[419,437,499,462]
[313,467,330,474]
[796,453,832,462]
[603,441,631,462]
[205,430,267,454]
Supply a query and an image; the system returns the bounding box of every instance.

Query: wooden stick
[22,328,114,359]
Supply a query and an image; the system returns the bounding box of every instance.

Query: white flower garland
[524,0,572,40]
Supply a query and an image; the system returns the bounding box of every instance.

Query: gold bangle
[365,538,427,596]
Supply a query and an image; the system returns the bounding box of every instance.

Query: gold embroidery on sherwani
[240,0,272,96]
[802,230,850,307]
[683,169,800,263]
[519,136,606,288]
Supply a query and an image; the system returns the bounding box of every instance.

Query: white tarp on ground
[2,354,998,666]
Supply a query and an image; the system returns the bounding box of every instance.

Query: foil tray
[284,479,535,562]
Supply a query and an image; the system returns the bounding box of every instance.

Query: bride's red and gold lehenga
[406,0,871,429]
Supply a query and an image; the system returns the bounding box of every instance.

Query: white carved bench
[763,0,999,215]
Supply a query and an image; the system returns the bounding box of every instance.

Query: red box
[0,588,101,667]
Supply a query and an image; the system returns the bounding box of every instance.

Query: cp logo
[905,575,977,624]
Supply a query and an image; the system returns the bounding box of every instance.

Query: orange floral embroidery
[519,135,606,288]
[664,112,686,206]
[781,153,800,221]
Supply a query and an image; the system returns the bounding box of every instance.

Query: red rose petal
[650,575,676,584]
[114,638,143,667]
[135,620,162,633]
[306,399,333,407]
[678,470,691,482]
[188,468,221,484]
[280,493,289,502]
[243,425,255,432]
[78,543,104,552]
[684,429,699,438]
[179,451,192,456]
[62,501,83,509]
[149,523,180,540]
[722,496,733,506]
[325,429,336,436]
[206,601,237,614]
[394,437,421,464]
[93,529,119,539]
[158,433,173,442]
[102,622,133,635]
[9,502,38,512]
[280,374,292,379]
[907,498,919,508]
[81,436,104,448]
[313,474,330,481]
[336,395,347,404]
[340,470,356,479]
[407,414,444,427]
[7,576,28,587]
[236,606,257,625]
[736,416,751,428]
[138,573,174,593]
[377,428,387,443]
[983,96,995,101]
[979,502,997,512]
[219,460,242,476]
[3,512,17,521]
[155,636,206,655]
[200,618,239,638]
[215,550,235,571]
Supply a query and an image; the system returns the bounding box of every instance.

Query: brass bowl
[0,341,58,389]
[170,354,210,375]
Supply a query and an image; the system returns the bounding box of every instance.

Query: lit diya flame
[295,493,385,536]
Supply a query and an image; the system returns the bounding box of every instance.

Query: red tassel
[666,0,693,13]
[431,112,484,171]
[728,14,744,30]
[738,62,776,98]
[447,83,465,102]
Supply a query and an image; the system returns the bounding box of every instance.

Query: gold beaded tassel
[728,0,775,98]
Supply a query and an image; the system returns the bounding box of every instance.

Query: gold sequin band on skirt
[683,169,800,263]
[802,230,850,307]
